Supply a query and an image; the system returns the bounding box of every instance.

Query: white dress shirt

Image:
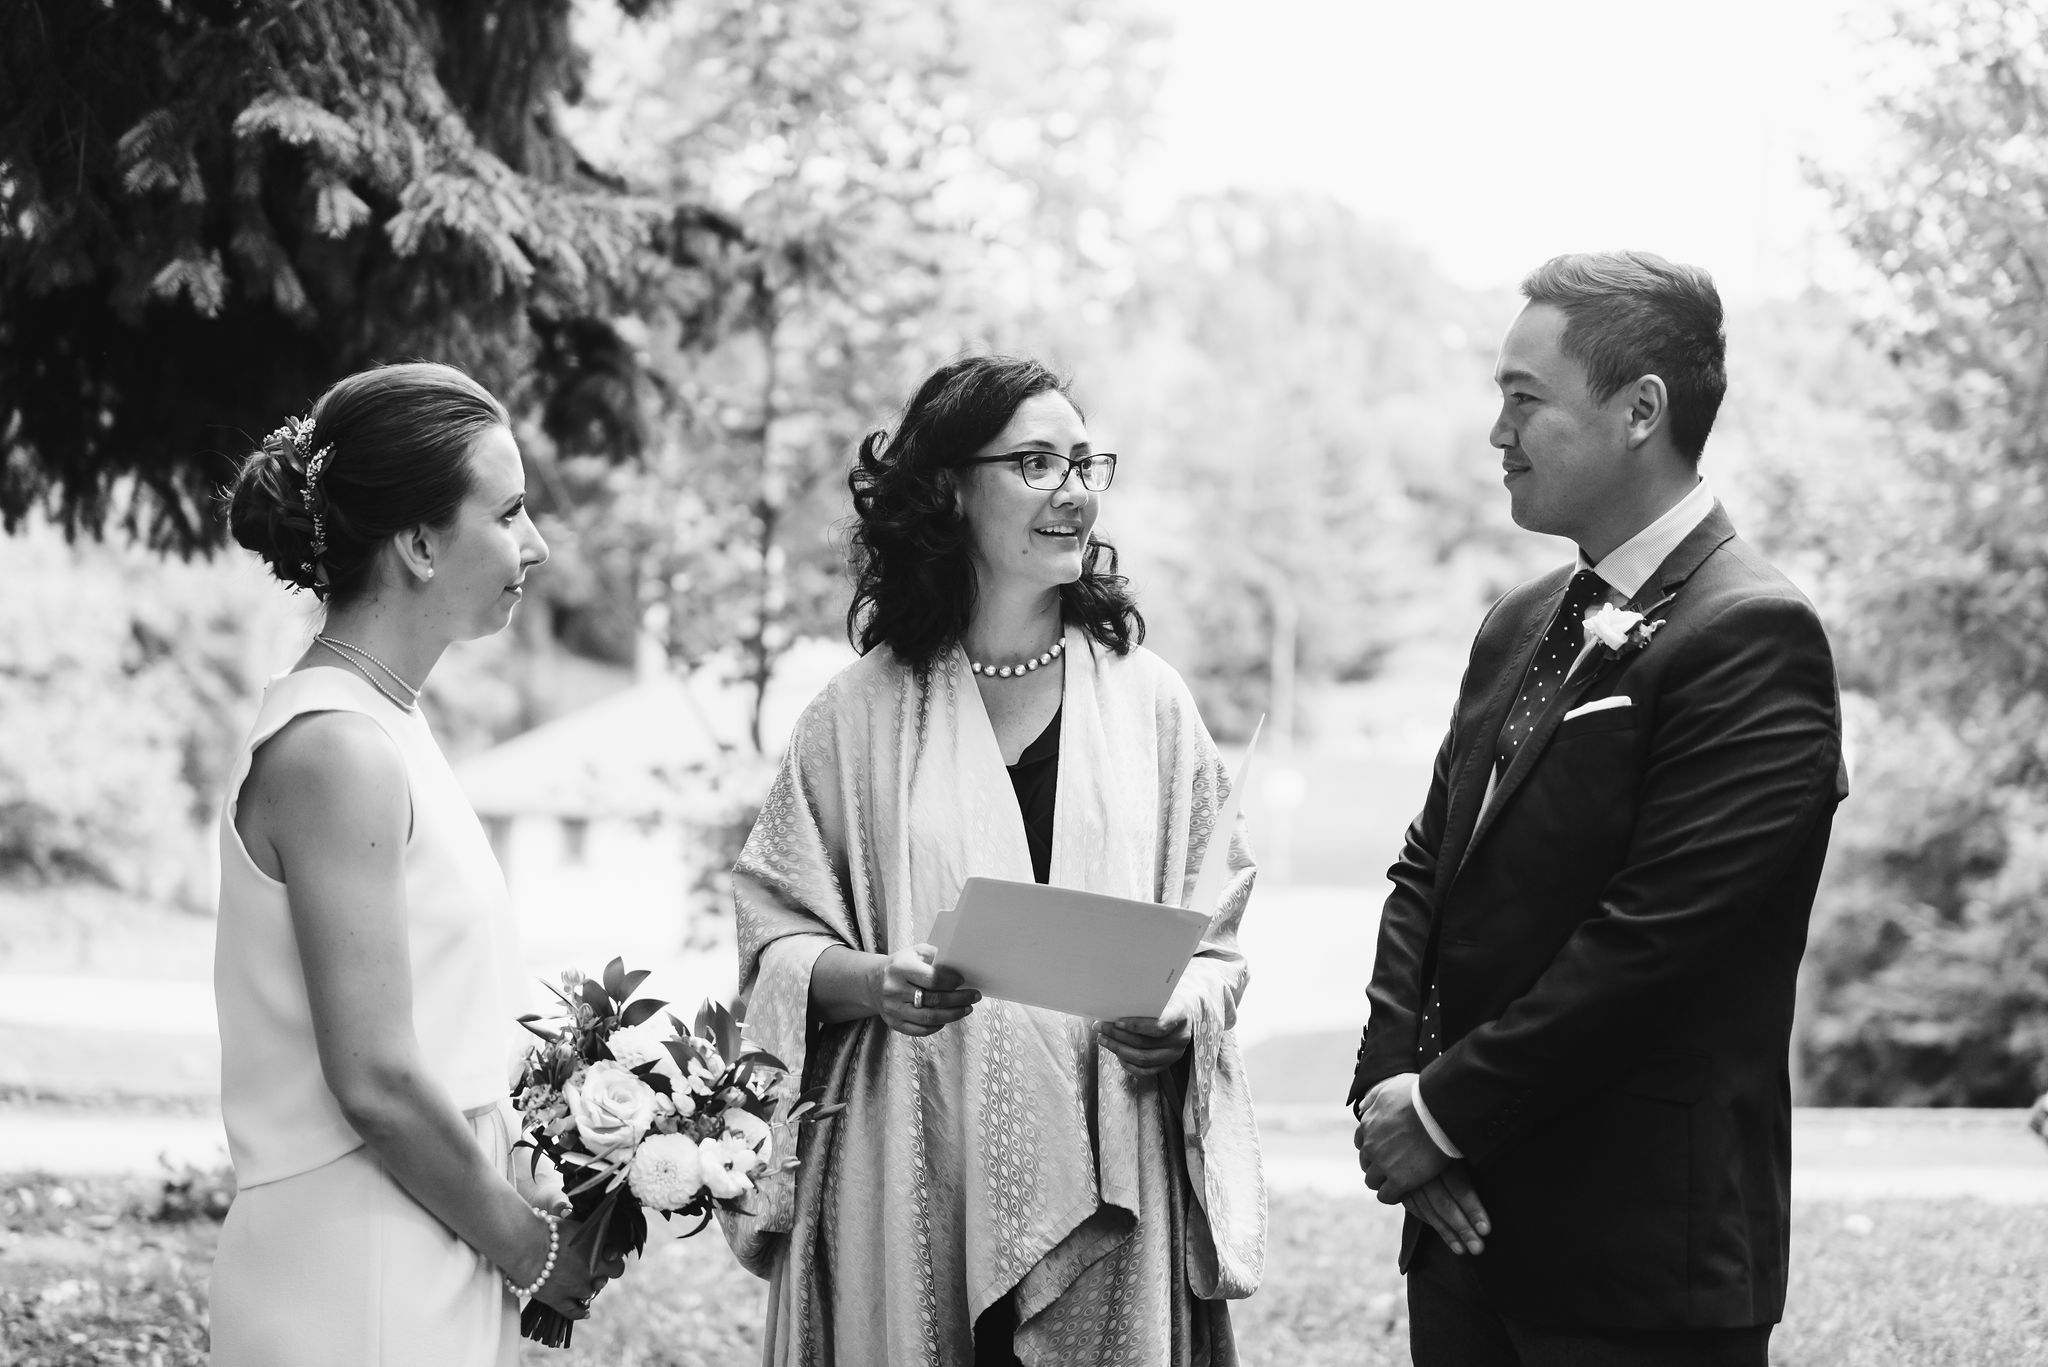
[1405,478,1717,1159]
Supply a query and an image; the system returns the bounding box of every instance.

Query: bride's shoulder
[242,709,408,839]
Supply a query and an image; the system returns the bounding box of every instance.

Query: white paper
[929,878,1214,1020]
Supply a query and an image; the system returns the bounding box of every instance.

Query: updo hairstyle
[227,362,510,604]
[846,353,1144,673]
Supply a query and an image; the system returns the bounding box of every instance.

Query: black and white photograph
[2,0,2043,1363]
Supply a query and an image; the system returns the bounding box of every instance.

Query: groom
[1348,251,1847,1365]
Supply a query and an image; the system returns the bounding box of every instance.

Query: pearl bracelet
[504,1206,560,1300]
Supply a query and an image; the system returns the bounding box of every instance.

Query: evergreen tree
[0,0,719,550]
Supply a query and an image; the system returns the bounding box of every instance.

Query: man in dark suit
[1349,251,1847,1366]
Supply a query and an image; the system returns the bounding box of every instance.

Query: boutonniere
[1583,603,1665,659]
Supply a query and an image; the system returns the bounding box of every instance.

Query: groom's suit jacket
[1348,504,1847,1331]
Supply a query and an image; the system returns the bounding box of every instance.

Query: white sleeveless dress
[209,668,527,1367]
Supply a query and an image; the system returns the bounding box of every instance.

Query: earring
[424,568,435,580]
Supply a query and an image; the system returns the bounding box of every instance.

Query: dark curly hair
[225,362,509,605]
[846,354,1144,673]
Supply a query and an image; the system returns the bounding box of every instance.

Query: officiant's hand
[1354,1073,1452,1200]
[872,944,979,1037]
[1100,994,1193,1075]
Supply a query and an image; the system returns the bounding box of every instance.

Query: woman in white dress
[211,362,619,1366]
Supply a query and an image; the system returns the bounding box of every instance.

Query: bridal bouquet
[510,958,838,1348]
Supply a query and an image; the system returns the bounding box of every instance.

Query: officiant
[721,354,1266,1367]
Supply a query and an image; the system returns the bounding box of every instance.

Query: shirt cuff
[1412,1077,1463,1159]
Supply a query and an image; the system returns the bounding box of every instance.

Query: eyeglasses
[957,451,1119,492]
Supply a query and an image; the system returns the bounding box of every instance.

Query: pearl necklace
[314,634,423,712]
[968,637,1065,679]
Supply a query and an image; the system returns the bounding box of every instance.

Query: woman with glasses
[723,355,1266,1366]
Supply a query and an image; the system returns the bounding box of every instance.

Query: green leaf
[621,968,653,998]
[618,997,669,1028]
[696,998,740,1058]
[312,180,371,239]
[602,957,627,1003]
[580,980,613,1017]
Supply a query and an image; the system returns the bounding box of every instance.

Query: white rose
[698,1134,760,1200]
[722,1108,773,1166]
[1583,604,1643,652]
[562,1060,659,1156]
[608,1022,684,1087]
[626,1132,706,1211]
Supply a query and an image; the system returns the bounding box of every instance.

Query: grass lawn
[3,1171,2042,1366]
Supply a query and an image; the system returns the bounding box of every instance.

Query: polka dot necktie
[1418,978,1445,1064]
[1494,568,1608,776]
[1421,569,1605,1066]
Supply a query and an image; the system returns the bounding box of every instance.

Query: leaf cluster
[0,0,709,551]
[550,0,1167,742]
[1790,0,2048,1101]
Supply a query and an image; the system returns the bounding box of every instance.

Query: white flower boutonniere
[1584,603,1665,659]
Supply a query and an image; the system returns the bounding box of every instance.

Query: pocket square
[1563,695,1632,721]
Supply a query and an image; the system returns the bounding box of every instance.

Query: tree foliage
[0,524,301,901]
[543,0,1166,746]
[1792,0,2048,1103]
[1064,192,1524,736]
[0,0,702,551]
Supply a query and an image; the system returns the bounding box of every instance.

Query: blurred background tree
[5,0,2048,1105]
[1786,0,2048,1103]
[540,0,1168,747]
[1065,191,1520,737]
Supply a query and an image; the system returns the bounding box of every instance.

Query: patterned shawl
[726,627,1264,1366]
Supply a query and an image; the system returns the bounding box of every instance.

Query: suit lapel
[1430,570,1572,897]
[1450,504,1738,885]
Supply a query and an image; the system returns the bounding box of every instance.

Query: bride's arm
[243,713,613,1316]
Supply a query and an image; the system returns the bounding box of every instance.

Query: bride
[210,362,618,1365]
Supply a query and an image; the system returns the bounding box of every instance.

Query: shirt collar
[1579,477,1716,601]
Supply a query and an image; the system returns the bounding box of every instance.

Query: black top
[1005,707,1061,885]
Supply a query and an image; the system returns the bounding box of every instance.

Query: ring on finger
[913,988,925,1009]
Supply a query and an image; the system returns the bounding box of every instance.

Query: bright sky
[1137,0,1893,302]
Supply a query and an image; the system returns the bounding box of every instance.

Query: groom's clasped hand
[1354,1074,1490,1257]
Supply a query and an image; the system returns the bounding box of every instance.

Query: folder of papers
[928,718,1263,1020]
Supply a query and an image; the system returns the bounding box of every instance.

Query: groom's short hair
[1521,251,1727,461]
